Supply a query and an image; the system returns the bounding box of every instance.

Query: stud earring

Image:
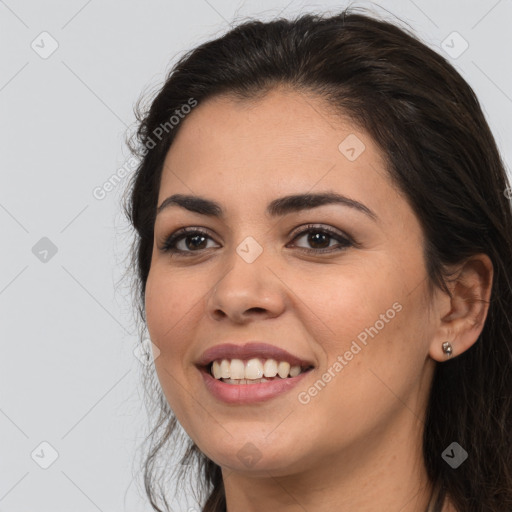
[442,341,453,357]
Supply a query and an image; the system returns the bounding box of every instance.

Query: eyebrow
[156,192,378,221]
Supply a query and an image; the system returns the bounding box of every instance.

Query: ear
[429,253,493,362]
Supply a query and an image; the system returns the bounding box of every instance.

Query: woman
[122,8,512,512]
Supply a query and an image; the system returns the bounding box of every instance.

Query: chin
[202,440,306,476]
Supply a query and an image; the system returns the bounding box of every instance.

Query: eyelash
[160,224,354,256]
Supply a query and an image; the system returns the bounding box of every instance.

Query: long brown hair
[122,8,512,511]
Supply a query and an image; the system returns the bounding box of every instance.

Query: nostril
[248,307,266,314]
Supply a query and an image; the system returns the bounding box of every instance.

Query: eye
[160,227,219,255]
[160,224,354,256]
[287,224,353,253]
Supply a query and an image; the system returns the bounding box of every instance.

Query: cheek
[144,268,196,355]
[290,260,426,393]
[144,269,205,431]
[284,262,397,350]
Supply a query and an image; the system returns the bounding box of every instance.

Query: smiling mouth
[203,358,315,384]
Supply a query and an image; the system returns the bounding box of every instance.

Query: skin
[144,86,493,512]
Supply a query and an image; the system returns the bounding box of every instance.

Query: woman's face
[145,87,441,476]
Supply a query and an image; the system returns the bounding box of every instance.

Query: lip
[195,342,315,368]
[198,365,314,404]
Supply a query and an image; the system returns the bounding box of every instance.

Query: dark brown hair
[122,8,512,512]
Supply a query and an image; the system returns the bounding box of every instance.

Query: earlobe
[430,340,454,362]
[441,341,453,357]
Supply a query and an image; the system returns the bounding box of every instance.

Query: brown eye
[182,234,208,251]
[161,228,219,254]
[289,225,353,253]
[160,224,353,256]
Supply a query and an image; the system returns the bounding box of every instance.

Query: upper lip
[195,342,315,368]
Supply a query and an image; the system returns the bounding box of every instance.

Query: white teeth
[220,359,230,379]
[230,359,245,379]
[263,359,278,377]
[210,358,310,381]
[277,361,291,378]
[245,358,264,379]
[289,365,301,377]
[212,360,222,379]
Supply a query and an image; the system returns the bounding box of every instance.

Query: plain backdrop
[1,0,511,510]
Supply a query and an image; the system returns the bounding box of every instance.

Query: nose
[207,249,287,324]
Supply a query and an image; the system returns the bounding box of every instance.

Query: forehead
[158,87,406,224]
[166,87,380,165]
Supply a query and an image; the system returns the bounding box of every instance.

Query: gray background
[1,0,510,511]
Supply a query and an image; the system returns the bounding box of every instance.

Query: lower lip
[199,366,313,404]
